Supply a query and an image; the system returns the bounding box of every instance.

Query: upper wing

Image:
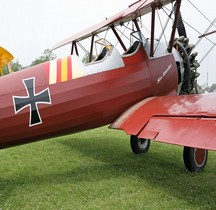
[110,94,216,151]
[50,0,172,51]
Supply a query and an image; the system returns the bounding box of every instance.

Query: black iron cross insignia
[13,77,52,127]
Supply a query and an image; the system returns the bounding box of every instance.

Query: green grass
[1,126,216,209]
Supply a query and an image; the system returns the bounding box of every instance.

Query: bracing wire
[157,9,170,45]
[188,0,216,29]
[77,41,89,55]
[195,18,216,48]
[162,3,215,46]
[186,1,216,64]
[139,17,151,35]
[114,22,131,48]
[154,4,174,53]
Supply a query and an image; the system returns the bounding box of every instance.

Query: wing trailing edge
[110,94,216,151]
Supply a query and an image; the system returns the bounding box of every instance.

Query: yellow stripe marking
[61,57,68,82]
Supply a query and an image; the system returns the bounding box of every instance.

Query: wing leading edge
[110,94,216,151]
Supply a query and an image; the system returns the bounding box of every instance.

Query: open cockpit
[84,38,125,75]
[49,0,192,89]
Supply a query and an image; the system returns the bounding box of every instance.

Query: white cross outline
[13,77,52,127]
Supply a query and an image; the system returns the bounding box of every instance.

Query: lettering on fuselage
[157,64,172,84]
[13,77,52,127]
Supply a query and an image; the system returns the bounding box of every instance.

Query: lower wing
[110,94,216,151]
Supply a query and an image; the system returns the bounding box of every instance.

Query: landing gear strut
[183,146,208,172]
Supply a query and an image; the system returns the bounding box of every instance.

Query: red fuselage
[0,45,178,149]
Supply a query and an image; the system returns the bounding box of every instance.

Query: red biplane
[1,0,216,172]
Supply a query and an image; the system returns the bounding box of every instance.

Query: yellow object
[48,55,85,85]
[0,46,14,76]
[95,38,113,51]
[61,56,68,82]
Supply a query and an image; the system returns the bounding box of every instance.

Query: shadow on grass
[1,128,216,208]
[59,132,216,208]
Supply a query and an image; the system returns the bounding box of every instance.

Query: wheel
[130,135,150,154]
[183,146,208,172]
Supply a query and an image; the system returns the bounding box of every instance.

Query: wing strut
[111,25,127,51]
[167,0,182,53]
[150,5,156,57]
[133,19,141,32]
[71,41,79,56]
[89,35,95,62]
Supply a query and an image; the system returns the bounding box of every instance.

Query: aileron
[138,116,216,151]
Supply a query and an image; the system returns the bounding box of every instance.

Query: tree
[82,53,96,64]
[29,49,56,67]
[11,60,23,72]
[1,49,56,76]
[209,83,216,92]
[2,59,23,75]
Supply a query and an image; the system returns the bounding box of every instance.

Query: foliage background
[2,49,56,75]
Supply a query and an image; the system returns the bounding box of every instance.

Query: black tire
[183,146,208,172]
[130,135,150,154]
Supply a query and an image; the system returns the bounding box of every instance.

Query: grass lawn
[1,126,216,209]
